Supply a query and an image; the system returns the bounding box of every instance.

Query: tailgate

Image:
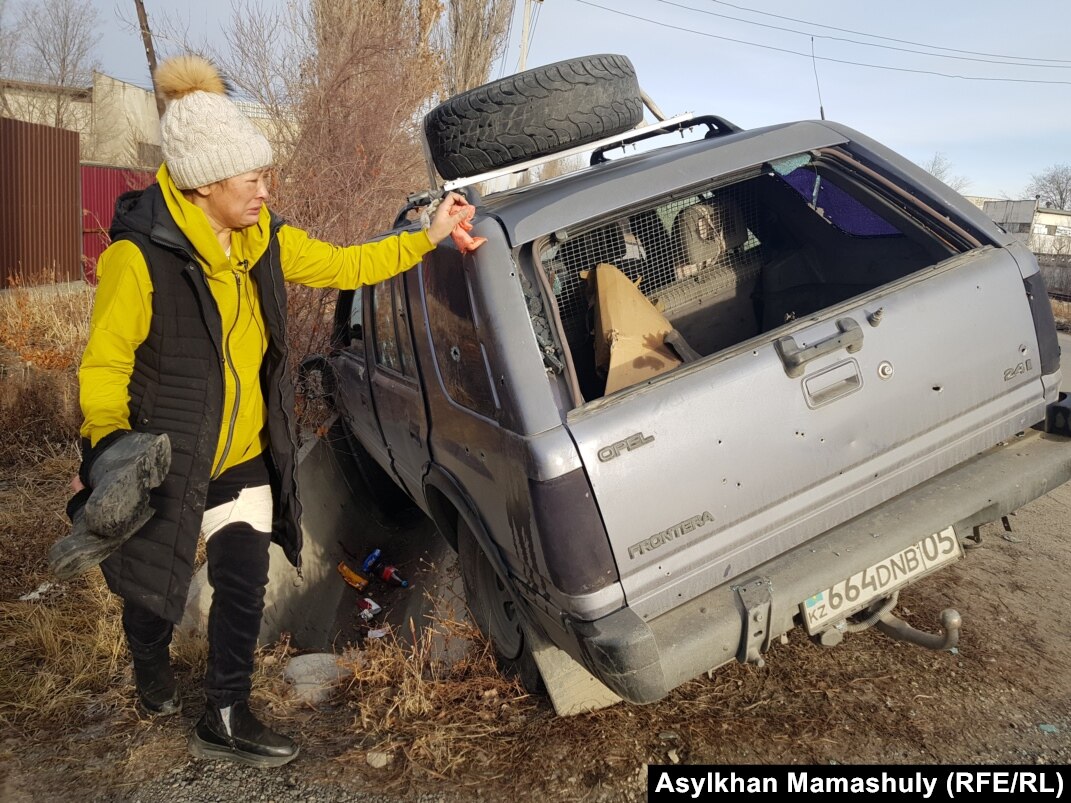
[565,247,1050,621]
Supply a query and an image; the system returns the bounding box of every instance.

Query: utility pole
[517,0,543,73]
[133,0,166,118]
[509,0,543,189]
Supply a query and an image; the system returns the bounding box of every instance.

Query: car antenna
[811,37,826,121]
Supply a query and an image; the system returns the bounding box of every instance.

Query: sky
[88,0,1071,200]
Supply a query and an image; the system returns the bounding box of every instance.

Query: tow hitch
[875,607,961,652]
[817,592,961,652]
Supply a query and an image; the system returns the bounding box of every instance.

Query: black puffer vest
[98,185,303,623]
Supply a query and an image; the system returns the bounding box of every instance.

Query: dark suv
[318,54,1071,714]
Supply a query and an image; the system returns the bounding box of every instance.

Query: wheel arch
[423,464,532,625]
[424,464,495,564]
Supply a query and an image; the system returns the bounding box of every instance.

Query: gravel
[102,761,463,803]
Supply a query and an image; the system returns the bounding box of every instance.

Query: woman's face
[201,169,270,231]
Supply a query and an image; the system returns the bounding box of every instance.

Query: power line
[499,0,518,78]
[708,0,1071,65]
[656,0,1071,70]
[571,0,1071,87]
[529,0,543,53]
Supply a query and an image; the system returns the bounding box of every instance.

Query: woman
[54,54,467,768]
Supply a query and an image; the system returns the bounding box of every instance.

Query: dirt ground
[2,351,1070,803]
[3,462,1069,803]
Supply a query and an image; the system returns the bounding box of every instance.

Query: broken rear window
[534,153,955,404]
[780,167,902,237]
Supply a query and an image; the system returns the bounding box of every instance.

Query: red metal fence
[81,164,155,284]
[0,119,157,286]
[0,117,80,286]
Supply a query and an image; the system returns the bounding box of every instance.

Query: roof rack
[438,112,700,194]
[589,114,741,165]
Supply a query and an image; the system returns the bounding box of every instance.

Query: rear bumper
[567,426,1071,704]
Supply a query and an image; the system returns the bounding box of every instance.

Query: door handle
[775,317,863,378]
[803,359,862,408]
[409,420,422,442]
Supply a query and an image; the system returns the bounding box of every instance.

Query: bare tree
[15,0,100,127]
[921,152,970,193]
[1025,164,1071,211]
[0,0,21,115]
[434,0,513,96]
[201,0,446,381]
[155,0,513,388]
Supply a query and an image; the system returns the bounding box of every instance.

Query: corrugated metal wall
[81,165,155,284]
[0,118,81,286]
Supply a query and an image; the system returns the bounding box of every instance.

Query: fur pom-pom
[155,55,227,102]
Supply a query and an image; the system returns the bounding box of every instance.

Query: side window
[394,278,417,379]
[372,280,400,372]
[347,290,364,345]
[421,251,497,419]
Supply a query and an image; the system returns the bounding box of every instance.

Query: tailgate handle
[775,317,863,378]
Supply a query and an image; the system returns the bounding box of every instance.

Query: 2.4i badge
[1003,359,1033,382]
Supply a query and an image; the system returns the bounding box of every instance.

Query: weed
[0,271,92,371]
[1051,298,1071,330]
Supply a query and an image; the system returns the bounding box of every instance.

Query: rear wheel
[457,519,544,693]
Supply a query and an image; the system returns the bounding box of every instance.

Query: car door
[369,274,431,503]
[331,288,391,470]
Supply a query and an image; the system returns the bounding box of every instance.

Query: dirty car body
[326,109,1071,705]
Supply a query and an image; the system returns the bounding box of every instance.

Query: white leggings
[200,484,273,540]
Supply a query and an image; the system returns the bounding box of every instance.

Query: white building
[973,197,1071,264]
[1,72,280,170]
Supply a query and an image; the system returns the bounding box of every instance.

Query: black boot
[133,652,181,716]
[84,432,171,540]
[188,700,299,768]
[48,498,152,580]
[48,432,170,580]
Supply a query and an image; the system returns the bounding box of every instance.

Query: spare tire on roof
[424,54,644,181]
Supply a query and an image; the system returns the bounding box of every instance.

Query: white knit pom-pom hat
[155,55,273,189]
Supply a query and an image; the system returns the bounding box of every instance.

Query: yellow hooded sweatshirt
[79,165,434,477]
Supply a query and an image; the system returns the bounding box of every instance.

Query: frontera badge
[628,512,714,559]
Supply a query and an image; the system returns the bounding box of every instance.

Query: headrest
[672,197,747,266]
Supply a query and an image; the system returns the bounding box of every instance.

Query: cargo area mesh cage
[537,186,763,352]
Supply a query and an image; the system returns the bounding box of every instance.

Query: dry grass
[0,578,126,731]
[0,369,81,470]
[0,273,125,738]
[1050,298,1071,330]
[218,616,541,790]
[0,271,93,371]
[331,619,537,787]
[0,271,1065,799]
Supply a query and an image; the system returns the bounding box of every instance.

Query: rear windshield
[533,151,955,403]
[780,167,902,237]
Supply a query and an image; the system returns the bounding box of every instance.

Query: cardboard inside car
[589,262,683,394]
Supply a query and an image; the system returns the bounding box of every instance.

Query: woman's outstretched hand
[426,192,478,247]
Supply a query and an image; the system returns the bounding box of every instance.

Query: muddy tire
[423,54,644,181]
[457,519,544,693]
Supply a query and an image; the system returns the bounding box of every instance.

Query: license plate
[800,526,962,634]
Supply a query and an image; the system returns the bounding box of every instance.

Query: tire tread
[424,54,643,180]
